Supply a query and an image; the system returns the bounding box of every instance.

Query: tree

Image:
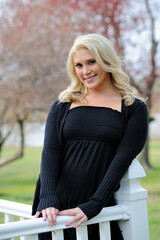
[0,101,12,158]
[0,0,70,166]
[0,0,159,167]
[121,0,160,169]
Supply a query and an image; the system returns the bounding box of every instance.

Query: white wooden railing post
[114,158,149,240]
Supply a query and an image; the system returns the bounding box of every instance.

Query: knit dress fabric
[57,106,124,205]
[57,106,124,239]
[32,99,148,240]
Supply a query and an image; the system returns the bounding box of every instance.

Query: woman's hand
[59,207,88,228]
[35,207,59,226]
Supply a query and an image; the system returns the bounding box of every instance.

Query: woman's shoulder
[49,100,72,119]
[51,99,71,109]
[130,97,147,112]
[122,97,148,121]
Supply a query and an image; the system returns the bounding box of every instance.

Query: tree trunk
[0,151,23,167]
[137,115,154,170]
[137,134,152,170]
[0,120,25,167]
[17,119,24,157]
[0,130,11,158]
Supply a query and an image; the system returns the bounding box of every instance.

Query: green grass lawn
[141,140,160,240]
[0,147,41,203]
[0,142,160,240]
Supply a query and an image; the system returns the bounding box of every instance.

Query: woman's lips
[84,75,96,82]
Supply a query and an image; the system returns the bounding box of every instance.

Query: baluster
[99,222,111,240]
[76,225,88,240]
[4,214,14,240]
[22,235,38,240]
[52,230,64,240]
[5,213,14,223]
[20,217,25,240]
[20,216,29,240]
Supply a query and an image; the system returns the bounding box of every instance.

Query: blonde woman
[32,34,148,240]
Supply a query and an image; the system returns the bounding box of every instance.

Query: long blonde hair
[59,33,135,106]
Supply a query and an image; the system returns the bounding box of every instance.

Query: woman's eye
[89,60,96,65]
[76,63,83,68]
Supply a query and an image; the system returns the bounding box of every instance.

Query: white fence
[0,159,150,240]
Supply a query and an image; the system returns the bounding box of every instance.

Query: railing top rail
[0,199,32,218]
[0,205,129,239]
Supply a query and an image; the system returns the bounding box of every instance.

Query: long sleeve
[78,99,148,219]
[32,101,61,214]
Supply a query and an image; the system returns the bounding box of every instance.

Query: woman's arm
[32,101,61,224]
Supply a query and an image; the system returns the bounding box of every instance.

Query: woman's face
[73,48,110,91]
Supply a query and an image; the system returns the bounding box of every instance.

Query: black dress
[40,106,124,240]
[34,99,148,240]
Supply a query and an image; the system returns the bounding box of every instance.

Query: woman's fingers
[34,211,41,218]
[35,208,59,226]
[45,208,54,225]
[59,209,77,216]
[35,207,87,228]
[46,207,58,226]
[65,213,82,226]
[55,209,59,215]
[59,207,88,228]
[42,209,47,221]
[74,215,88,228]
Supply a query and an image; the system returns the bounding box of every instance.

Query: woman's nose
[83,66,91,75]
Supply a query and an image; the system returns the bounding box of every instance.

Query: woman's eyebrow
[74,58,95,65]
[86,58,95,62]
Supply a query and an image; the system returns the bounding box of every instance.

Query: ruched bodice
[56,106,125,208]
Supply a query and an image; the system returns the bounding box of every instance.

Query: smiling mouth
[84,75,97,82]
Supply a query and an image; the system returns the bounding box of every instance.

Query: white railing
[0,159,150,240]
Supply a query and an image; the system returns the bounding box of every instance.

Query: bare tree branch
[144,0,158,109]
[0,152,23,167]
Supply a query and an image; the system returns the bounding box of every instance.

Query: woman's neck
[87,81,119,99]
